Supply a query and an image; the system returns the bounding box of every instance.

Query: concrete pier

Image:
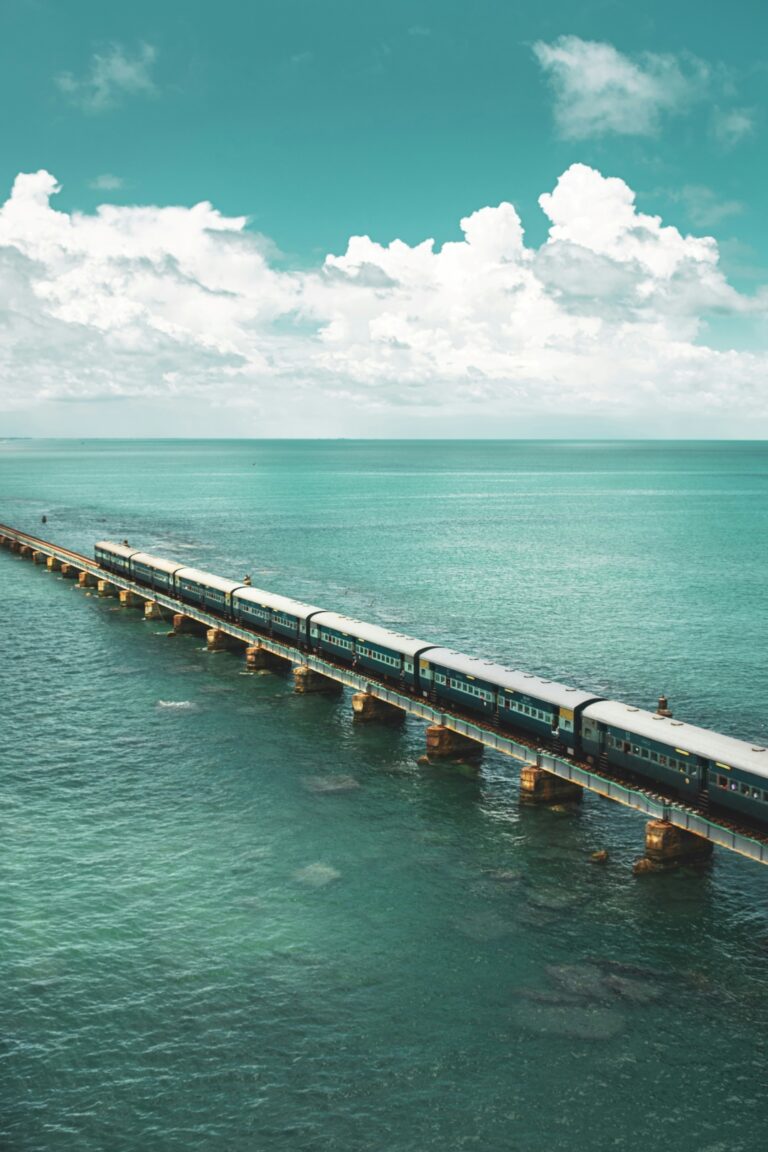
[519,764,583,804]
[46,556,62,572]
[172,613,206,636]
[19,545,32,558]
[293,665,343,694]
[143,600,169,620]
[424,724,483,763]
[245,644,288,671]
[207,628,243,652]
[119,589,144,608]
[77,570,98,588]
[60,563,78,580]
[32,550,45,565]
[97,579,118,598]
[633,820,714,874]
[352,692,404,724]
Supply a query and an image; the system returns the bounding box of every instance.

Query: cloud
[56,43,157,112]
[712,106,754,146]
[669,185,744,229]
[89,174,125,191]
[533,36,705,138]
[0,164,766,429]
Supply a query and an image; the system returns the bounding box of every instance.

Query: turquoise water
[2,440,767,1151]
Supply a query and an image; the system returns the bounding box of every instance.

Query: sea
[1,439,767,1152]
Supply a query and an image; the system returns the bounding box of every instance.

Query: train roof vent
[524,673,534,678]
[540,680,550,685]
[627,707,639,712]
[566,687,578,692]
[671,721,684,727]
[752,746,767,752]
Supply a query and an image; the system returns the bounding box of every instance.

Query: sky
[0,0,766,437]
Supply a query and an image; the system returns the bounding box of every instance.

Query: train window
[632,745,640,756]
[659,755,667,766]
[752,789,761,800]
[741,784,751,796]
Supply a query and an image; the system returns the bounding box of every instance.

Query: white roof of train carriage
[423,648,601,710]
[310,611,439,659]
[129,550,186,576]
[233,585,324,620]
[96,540,140,561]
[582,700,768,778]
[174,566,246,595]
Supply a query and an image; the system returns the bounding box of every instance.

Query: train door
[696,757,709,807]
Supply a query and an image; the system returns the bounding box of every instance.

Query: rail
[2,521,768,868]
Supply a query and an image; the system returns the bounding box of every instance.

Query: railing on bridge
[2,520,767,868]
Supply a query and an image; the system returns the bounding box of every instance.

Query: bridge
[2,520,768,872]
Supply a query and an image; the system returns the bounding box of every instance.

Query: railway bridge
[2,521,768,872]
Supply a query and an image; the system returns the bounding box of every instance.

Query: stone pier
[144,600,169,620]
[206,628,243,652]
[97,579,118,598]
[119,589,144,608]
[352,692,404,724]
[77,570,99,588]
[46,556,62,572]
[424,724,483,764]
[633,820,714,874]
[245,644,286,671]
[519,764,583,804]
[293,665,343,694]
[171,613,206,636]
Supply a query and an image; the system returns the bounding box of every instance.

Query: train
[95,541,768,828]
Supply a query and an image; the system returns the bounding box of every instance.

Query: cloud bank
[0,164,765,427]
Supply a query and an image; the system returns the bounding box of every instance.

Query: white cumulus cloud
[0,164,766,430]
[533,36,706,138]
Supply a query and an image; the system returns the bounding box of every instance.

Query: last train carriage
[94,540,768,829]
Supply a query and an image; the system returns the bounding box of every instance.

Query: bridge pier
[19,544,32,558]
[423,724,483,765]
[293,665,343,694]
[32,550,46,565]
[119,589,143,608]
[352,692,404,724]
[519,764,583,804]
[171,613,207,636]
[97,579,118,598]
[143,600,170,620]
[245,644,287,671]
[77,570,98,588]
[207,628,243,653]
[60,563,78,580]
[46,556,62,572]
[633,820,714,874]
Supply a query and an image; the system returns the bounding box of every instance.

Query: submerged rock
[294,863,341,887]
[303,775,361,794]
[511,1000,625,1042]
[546,963,612,1001]
[603,973,661,1005]
[454,910,515,942]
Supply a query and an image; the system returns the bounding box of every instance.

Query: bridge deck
[2,521,768,868]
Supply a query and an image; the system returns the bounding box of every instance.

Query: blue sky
[0,0,766,436]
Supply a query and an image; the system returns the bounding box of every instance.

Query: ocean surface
[1,439,767,1152]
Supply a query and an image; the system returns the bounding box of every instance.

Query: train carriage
[174,567,245,614]
[129,551,185,592]
[232,587,323,643]
[581,700,768,815]
[309,612,436,688]
[95,541,139,576]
